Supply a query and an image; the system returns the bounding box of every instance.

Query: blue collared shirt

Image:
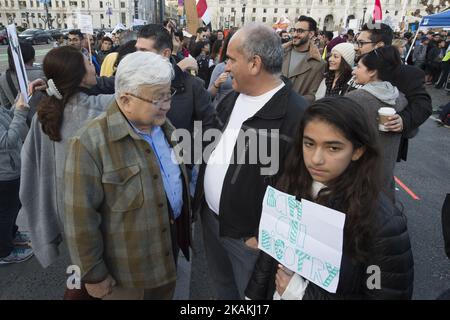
[132,125,183,219]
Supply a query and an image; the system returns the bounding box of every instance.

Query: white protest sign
[78,14,94,35]
[112,23,126,34]
[348,19,359,30]
[384,16,400,31]
[133,19,147,26]
[6,24,29,103]
[258,186,346,293]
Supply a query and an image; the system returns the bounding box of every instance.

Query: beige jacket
[282,43,325,103]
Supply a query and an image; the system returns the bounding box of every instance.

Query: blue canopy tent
[405,10,450,62]
[420,10,450,28]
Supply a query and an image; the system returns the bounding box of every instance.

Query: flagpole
[404,22,421,64]
[400,0,408,30]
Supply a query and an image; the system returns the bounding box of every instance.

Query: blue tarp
[420,10,450,28]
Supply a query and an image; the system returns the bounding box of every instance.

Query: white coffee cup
[378,107,396,132]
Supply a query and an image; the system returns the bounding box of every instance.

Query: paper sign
[6,24,29,103]
[133,19,147,26]
[112,23,126,34]
[78,14,93,35]
[348,19,359,30]
[258,186,346,293]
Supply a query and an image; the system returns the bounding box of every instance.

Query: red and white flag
[373,0,383,21]
[196,0,211,25]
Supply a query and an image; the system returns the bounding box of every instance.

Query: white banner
[6,24,29,103]
[78,14,93,35]
[258,186,346,293]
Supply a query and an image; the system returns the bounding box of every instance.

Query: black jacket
[86,58,215,134]
[168,58,215,133]
[245,193,414,300]
[390,65,432,161]
[193,79,309,238]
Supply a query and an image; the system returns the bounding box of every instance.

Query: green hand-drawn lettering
[288,197,297,218]
[296,249,311,273]
[267,188,276,207]
[297,223,307,249]
[296,201,303,220]
[289,220,299,245]
[323,262,340,287]
[261,230,271,251]
[275,239,285,260]
[310,257,325,286]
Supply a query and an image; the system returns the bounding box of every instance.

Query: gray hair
[237,23,283,74]
[115,51,174,99]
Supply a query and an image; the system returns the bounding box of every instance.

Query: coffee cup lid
[378,107,396,115]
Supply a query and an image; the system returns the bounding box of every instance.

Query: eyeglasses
[294,28,311,34]
[356,40,376,48]
[126,89,177,107]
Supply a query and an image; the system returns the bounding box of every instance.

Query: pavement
[394,85,450,299]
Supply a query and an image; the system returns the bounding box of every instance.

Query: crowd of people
[0,15,445,300]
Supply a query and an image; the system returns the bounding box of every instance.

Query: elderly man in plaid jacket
[64,51,192,300]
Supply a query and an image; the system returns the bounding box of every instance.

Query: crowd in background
[0,16,448,300]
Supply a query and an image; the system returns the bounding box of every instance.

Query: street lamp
[106,2,112,28]
[25,12,30,28]
[42,0,51,29]
[134,0,139,19]
[362,7,367,27]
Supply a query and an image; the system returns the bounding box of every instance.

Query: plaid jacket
[64,100,192,289]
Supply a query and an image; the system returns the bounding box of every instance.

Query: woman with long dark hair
[315,43,354,99]
[210,39,223,65]
[19,46,114,298]
[245,97,414,300]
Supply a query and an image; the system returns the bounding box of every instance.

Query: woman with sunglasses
[245,97,414,300]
